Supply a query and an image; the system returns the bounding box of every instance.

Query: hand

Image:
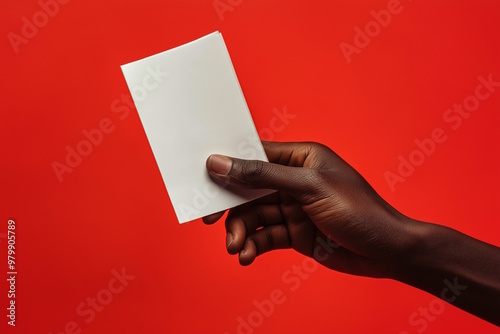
[203,141,418,278]
[203,141,500,325]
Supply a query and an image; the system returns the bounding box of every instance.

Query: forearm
[393,219,500,325]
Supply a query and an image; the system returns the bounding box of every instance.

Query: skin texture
[203,141,500,326]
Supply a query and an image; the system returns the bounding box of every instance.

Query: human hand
[203,141,419,278]
[203,141,500,325]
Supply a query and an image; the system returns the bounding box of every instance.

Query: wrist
[383,216,438,282]
[387,218,500,325]
[393,219,475,283]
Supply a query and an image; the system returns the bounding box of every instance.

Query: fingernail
[226,232,233,249]
[208,155,232,176]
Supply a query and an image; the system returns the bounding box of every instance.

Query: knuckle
[303,141,333,155]
[306,169,334,197]
[239,160,267,182]
[308,168,326,185]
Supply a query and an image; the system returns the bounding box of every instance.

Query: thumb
[206,154,320,199]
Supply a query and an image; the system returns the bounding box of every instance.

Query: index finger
[202,211,226,224]
[262,141,333,168]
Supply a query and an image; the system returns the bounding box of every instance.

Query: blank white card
[121,31,273,223]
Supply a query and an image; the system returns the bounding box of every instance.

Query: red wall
[2,0,500,333]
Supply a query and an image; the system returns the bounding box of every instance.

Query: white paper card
[121,31,273,223]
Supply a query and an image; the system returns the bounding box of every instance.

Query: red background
[2,0,500,333]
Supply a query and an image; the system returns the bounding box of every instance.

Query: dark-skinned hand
[203,141,417,278]
[202,141,500,326]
